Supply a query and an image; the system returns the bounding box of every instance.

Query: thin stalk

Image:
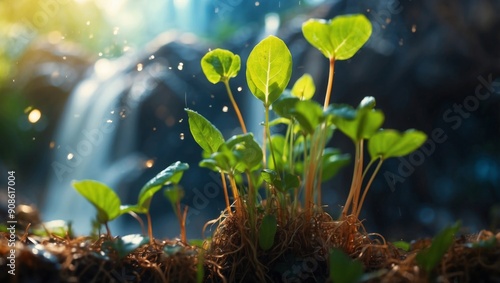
[229,174,242,219]
[323,57,336,110]
[342,141,360,218]
[356,158,384,218]
[180,204,188,243]
[104,223,112,238]
[246,171,256,230]
[265,106,279,172]
[220,171,232,215]
[304,132,319,221]
[352,140,364,215]
[146,213,154,244]
[223,80,247,133]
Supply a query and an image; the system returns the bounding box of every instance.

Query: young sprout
[201,49,247,133]
[133,161,189,244]
[72,180,124,237]
[164,185,188,243]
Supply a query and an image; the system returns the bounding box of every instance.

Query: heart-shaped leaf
[290,100,324,134]
[186,109,225,154]
[291,73,315,100]
[137,162,189,212]
[224,133,263,172]
[201,48,240,84]
[246,35,292,106]
[302,14,372,60]
[258,214,277,251]
[73,180,121,223]
[368,129,427,160]
[333,108,385,142]
[321,148,351,181]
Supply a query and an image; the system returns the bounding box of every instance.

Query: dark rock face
[16,0,500,238]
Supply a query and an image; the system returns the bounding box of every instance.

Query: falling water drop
[177,62,184,71]
[49,141,55,149]
[255,1,260,6]
[98,52,103,57]
[222,106,228,112]
[180,133,185,140]
[106,119,113,123]
[67,153,74,160]
[178,118,183,123]
[137,63,143,72]
[237,86,242,92]
[28,109,42,123]
[145,159,155,168]
[149,55,155,60]
[411,24,417,33]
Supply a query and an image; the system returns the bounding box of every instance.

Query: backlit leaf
[291,73,315,100]
[303,14,372,60]
[246,35,292,106]
[416,222,461,273]
[186,109,225,154]
[137,162,189,212]
[329,248,364,283]
[201,48,240,84]
[332,108,384,142]
[368,129,427,160]
[73,180,121,223]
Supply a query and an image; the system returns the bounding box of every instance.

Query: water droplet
[385,18,391,24]
[120,109,127,118]
[110,110,115,114]
[180,133,185,140]
[177,62,184,71]
[32,137,36,141]
[28,109,42,123]
[49,141,55,149]
[67,153,74,160]
[152,127,157,131]
[399,38,404,46]
[411,24,417,33]
[98,52,103,57]
[366,8,371,12]
[106,119,113,123]
[222,106,228,112]
[168,66,172,70]
[210,94,215,99]
[255,1,260,6]
[178,118,183,123]
[113,27,119,35]
[149,55,155,60]
[62,56,67,60]
[145,159,155,168]
[123,46,130,52]
[86,21,90,26]
[137,63,143,72]
[237,86,242,92]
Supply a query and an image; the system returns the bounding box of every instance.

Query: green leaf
[302,14,372,60]
[358,96,376,110]
[164,185,185,204]
[186,109,225,154]
[324,103,357,122]
[137,162,189,212]
[290,99,324,134]
[416,222,461,273]
[73,180,121,223]
[246,35,292,106]
[225,133,263,172]
[392,241,411,252]
[291,73,315,100]
[465,236,497,249]
[321,148,350,181]
[329,248,364,283]
[201,48,240,84]
[258,214,277,251]
[272,92,299,119]
[333,108,384,142]
[368,129,427,160]
[103,234,149,260]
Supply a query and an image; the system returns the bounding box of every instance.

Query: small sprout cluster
[72,13,430,281]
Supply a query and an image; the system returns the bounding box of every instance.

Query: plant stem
[323,57,336,110]
[265,106,279,172]
[181,205,188,243]
[351,140,364,215]
[223,80,247,133]
[356,158,384,218]
[104,222,112,238]
[146,213,154,244]
[342,140,362,218]
[220,171,232,215]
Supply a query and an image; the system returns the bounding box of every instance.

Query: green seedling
[329,248,364,283]
[73,180,125,236]
[258,214,277,251]
[164,185,188,243]
[201,48,246,133]
[416,221,461,275]
[134,161,189,243]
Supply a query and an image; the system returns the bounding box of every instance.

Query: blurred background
[1,0,499,240]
